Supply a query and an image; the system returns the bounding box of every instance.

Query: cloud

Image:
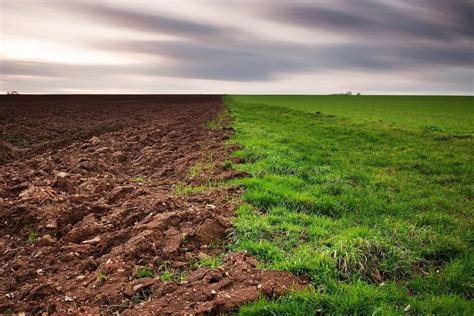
[2,35,472,84]
[87,37,473,81]
[265,0,474,41]
[1,0,472,93]
[50,0,238,40]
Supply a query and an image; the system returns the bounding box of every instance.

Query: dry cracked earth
[0,95,303,315]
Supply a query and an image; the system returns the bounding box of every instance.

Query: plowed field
[0,95,302,314]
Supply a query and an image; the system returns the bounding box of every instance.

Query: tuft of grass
[135,266,155,279]
[206,110,230,130]
[27,232,38,243]
[131,176,147,183]
[97,272,107,282]
[224,95,473,314]
[2,135,30,147]
[189,161,203,177]
[174,181,224,196]
[132,286,152,303]
[159,270,175,282]
[196,255,223,269]
[188,158,215,178]
[223,160,233,168]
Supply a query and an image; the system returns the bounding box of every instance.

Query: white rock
[46,222,57,229]
[81,236,100,244]
[56,172,68,178]
[90,136,101,145]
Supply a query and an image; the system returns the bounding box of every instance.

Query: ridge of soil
[0,96,303,314]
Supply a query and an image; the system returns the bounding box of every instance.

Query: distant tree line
[329,91,361,96]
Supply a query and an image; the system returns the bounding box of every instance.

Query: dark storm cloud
[424,0,474,37]
[268,0,474,41]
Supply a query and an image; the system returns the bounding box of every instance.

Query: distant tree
[357,92,361,95]
[346,91,352,96]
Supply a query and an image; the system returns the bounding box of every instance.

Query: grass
[195,254,224,269]
[159,270,175,282]
[131,176,148,183]
[189,159,215,178]
[231,95,474,134]
[132,286,152,303]
[224,95,473,315]
[97,272,107,282]
[174,180,223,196]
[135,266,155,279]
[1,135,30,147]
[27,232,38,243]
[206,110,231,130]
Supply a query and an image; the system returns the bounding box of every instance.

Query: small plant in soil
[197,255,223,269]
[27,232,38,243]
[159,270,175,282]
[132,286,152,303]
[97,272,107,282]
[177,272,188,284]
[188,161,204,177]
[188,153,215,178]
[174,181,223,196]
[205,111,229,130]
[131,176,147,183]
[135,266,155,279]
[2,135,30,147]
[207,240,223,250]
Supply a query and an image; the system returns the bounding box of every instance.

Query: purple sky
[1,0,473,94]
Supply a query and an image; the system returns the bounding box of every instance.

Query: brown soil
[0,95,219,166]
[0,96,303,314]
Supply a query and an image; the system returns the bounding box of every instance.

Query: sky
[0,0,473,94]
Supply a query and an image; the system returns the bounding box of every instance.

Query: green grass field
[224,95,473,315]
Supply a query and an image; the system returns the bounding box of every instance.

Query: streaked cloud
[52,1,228,38]
[0,0,472,94]
[265,0,473,41]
